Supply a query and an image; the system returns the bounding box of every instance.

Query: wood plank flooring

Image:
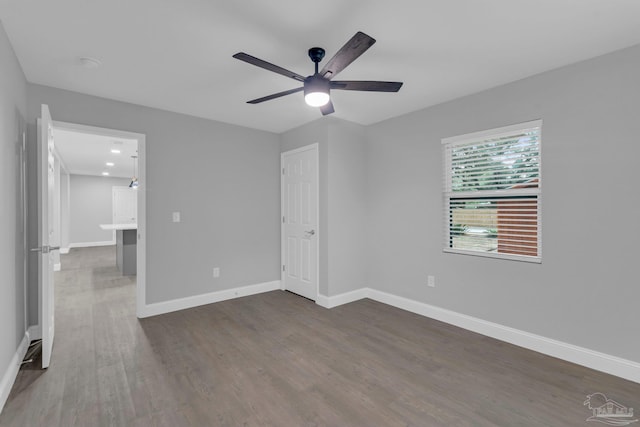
[1,246,638,426]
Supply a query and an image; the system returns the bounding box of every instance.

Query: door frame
[20,129,28,334]
[280,143,320,300]
[51,121,147,318]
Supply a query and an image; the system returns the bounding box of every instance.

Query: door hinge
[282,216,285,223]
[282,168,285,175]
[282,265,285,272]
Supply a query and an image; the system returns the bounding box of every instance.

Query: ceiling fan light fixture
[305,91,330,107]
[304,76,330,107]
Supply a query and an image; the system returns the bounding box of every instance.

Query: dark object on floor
[20,339,42,366]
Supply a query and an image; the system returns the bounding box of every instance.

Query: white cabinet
[112,186,137,224]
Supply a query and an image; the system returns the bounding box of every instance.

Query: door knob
[305,230,315,236]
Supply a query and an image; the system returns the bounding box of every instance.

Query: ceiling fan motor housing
[304,74,330,97]
[308,47,325,63]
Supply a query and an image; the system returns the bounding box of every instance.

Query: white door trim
[52,120,147,318]
[20,130,28,336]
[280,143,319,301]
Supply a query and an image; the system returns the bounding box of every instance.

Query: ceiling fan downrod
[308,47,325,75]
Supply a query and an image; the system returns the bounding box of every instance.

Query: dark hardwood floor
[1,247,638,426]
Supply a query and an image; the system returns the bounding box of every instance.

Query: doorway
[281,143,319,301]
[50,120,147,317]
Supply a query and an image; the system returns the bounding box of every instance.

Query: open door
[34,104,58,369]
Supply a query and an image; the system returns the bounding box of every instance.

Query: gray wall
[280,117,367,297]
[366,44,640,363]
[69,174,130,245]
[0,20,27,390]
[26,84,281,323]
[326,120,367,295]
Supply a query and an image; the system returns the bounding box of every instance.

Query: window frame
[441,120,542,263]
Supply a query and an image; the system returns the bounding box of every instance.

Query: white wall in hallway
[69,174,130,246]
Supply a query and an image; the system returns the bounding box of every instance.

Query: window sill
[443,248,541,264]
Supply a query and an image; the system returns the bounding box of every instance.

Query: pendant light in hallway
[129,154,138,188]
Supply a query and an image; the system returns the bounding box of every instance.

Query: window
[442,120,542,262]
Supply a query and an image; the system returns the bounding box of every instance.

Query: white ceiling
[2,1,640,133]
[54,128,138,178]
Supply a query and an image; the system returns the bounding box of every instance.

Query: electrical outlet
[213,267,220,278]
[427,275,435,287]
[172,211,181,223]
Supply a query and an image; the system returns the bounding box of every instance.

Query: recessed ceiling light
[111,149,121,154]
[106,162,114,167]
[79,56,102,69]
[102,172,109,176]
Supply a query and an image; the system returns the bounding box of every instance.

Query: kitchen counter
[99,224,137,275]
[99,223,137,231]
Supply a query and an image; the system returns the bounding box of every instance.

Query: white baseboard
[139,280,281,318]
[0,331,31,414]
[318,287,640,384]
[59,247,70,254]
[69,240,115,248]
[316,288,368,309]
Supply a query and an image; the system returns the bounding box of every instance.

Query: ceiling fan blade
[320,100,335,116]
[331,81,403,92]
[247,87,304,104]
[319,32,376,80]
[233,52,305,82]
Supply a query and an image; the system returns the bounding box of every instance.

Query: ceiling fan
[233,31,403,115]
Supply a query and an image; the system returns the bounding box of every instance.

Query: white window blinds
[442,121,542,262]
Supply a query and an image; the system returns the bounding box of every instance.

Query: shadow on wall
[26,119,38,327]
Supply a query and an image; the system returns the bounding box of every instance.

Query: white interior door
[281,144,318,300]
[36,104,57,369]
[112,186,137,224]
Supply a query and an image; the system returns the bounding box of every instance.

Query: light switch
[172,212,181,223]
